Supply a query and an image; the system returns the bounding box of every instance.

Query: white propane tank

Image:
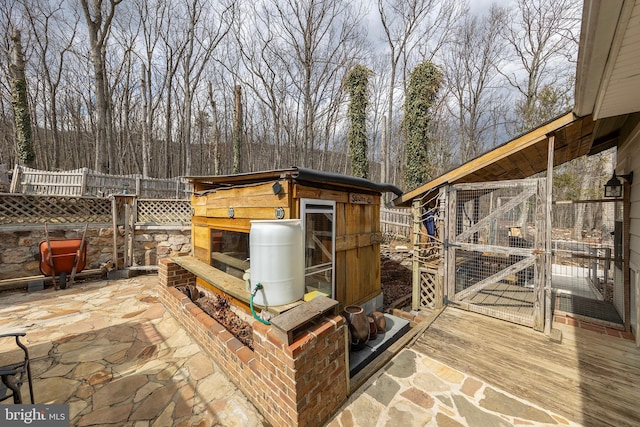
[250,219,304,306]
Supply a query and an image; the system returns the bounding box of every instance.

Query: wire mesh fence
[550,200,623,325]
[446,180,541,326]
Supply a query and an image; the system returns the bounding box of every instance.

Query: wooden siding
[596,1,640,119]
[189,178,382,309]
[192,224,211,263]
[191,180,293,226]
[414,307,640,427]
[333,199,381,307]
[617,117,640,343]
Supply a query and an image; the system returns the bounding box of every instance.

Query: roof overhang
[393,112,595,207]
[575,0,640,119]
[187,167,403,196]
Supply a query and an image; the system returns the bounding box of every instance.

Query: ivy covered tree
[403,61,442,190]
[345,64,371,178]
[10,28,35,167]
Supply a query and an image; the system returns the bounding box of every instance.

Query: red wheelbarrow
[39,224,88,289]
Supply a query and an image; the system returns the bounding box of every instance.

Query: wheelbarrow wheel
[59,272,68,289]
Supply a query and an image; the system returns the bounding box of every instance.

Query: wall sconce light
[227,207,235,218]
[604,171,633,198]
[272,181,282,195]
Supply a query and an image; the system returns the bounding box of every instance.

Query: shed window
[301,199,335,299]
[210,229,249,279]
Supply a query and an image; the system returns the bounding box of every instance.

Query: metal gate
[445,179,545,328]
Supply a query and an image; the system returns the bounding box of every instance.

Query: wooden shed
[186,167,402,313]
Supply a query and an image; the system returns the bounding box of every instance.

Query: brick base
[553,313,634,340]
[157,258,348,426]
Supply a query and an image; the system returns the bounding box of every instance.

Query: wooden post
[411,199,421,310]
[544,136,554,334]
[9,164,20,193]
[112,197,118,269]
[79,168,87,196]
[446,186,457,300]
[534,179,546,331]
[124,203,130,268]
[624,181,631,332]
[129,199,136,266]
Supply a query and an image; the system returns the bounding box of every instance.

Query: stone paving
[0,276,264,426]
[1,275,582,426]
[327,348,580,427]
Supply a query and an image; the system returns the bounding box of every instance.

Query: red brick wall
[157,258,348,427]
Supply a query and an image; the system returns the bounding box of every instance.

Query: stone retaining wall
[0,226,190,280]
[157,258,348,427]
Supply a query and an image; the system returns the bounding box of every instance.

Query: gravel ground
[380,243,413,311]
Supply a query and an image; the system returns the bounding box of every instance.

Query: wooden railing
[10,165,191,199]
[380,207,411,239]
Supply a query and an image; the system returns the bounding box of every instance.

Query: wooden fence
[10,165,191,199]
[1,191,408,244]
[0,194,191,228]
[380,207,411,239]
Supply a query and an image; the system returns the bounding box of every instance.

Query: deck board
[412,307,640,427]
[459,281,535,324]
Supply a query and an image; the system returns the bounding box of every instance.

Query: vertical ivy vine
[10,29,35,166]
[346,64,371,179]
[402,61,442,190]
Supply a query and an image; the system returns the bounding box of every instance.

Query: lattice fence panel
[0,194,111,224]
[136,199,192,225]
[419,267,438,308]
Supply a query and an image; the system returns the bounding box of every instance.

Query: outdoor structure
[394,0,640,345]
[186,167,402,314]
[574,0,640,346]
[155,168,402,426]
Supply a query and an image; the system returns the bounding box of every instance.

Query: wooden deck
[456,282,535,326]
[412,307,640,427]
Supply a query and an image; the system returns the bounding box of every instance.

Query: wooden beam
[171,255,303,315]
[393,112,576,206]
[455,185,536,242]
[543,136,554,334]
[412,199,421,310]
[455,256,536,301]
[269,296,338,345]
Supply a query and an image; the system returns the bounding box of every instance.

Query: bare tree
[264,0,367,169]
[501,0,581,132]
[79,0,122,173]
[232,84,242,173]
[173,0,233,175]
[133,0,171,177]
[377,0,460,186]
[22,0,78,170]
[445,5,508,163]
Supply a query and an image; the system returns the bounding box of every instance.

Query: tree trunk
[141,64,150,177]
[10,29,35,167]
[232,84,243,174]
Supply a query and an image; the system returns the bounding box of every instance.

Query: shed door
[301,199,336,299]
[446,179,545,328]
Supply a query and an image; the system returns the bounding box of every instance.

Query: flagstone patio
[0,276,264,426]
[0,275,588,426]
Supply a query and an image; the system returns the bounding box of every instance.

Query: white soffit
[595,0,640,119]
